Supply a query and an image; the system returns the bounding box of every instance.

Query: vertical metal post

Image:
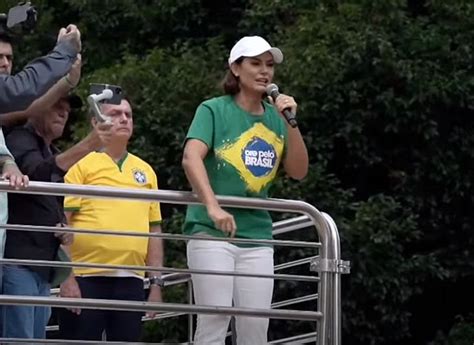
[322,212,344,345]
[230,316,237,345]
[317,272,328,345]
[310,211,340,345]
[188,280,194,344]
[314,224,329,345]
[334,273,341,345]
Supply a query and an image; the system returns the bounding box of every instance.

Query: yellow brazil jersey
[64,152,162,276]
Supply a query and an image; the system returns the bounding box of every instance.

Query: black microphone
[266,83,298,128]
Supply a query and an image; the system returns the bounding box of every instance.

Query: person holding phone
[58,97,164,342]
[182,36,308,344]
[2,57,112,340]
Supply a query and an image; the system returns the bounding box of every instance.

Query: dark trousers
[58,276,144,341]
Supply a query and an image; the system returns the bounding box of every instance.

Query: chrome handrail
[0,180,347,345]
[0,295,322,321]
[272,215,316,236]
[2,223,321,248]
[0,258,319,283]
[269,331,318,344]
[0,340,166,345]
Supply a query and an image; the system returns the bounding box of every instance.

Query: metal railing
[0,180,350,344]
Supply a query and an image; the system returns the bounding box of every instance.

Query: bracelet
[149,276,165,287]
[63,74,76,89]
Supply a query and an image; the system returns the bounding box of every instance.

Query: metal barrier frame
[0,181,349,345]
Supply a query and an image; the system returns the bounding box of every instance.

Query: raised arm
[0,25,81,113]
[272,94,309,180]
[0,54,82,128]
[282,126,309,180]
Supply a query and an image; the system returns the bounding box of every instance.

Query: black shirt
[5,123,66,281]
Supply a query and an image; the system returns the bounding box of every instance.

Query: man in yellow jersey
[58,98,164,342]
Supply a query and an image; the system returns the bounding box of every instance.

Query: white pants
[187,239,274,345]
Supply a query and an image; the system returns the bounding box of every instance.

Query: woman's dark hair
[221,57,244,95]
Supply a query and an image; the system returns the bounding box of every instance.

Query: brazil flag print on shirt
[183,95,288,243]
[216,122,284,194]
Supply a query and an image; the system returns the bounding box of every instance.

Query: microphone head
[266,83,279,97]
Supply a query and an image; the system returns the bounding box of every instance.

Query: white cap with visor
[228,36,284,65]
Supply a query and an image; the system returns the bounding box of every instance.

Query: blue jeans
[2,265,51,339]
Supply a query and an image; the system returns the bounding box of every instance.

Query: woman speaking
[182,35,309,344]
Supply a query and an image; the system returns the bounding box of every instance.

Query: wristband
[149,276,165,287]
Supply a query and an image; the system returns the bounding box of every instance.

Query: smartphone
[89,83,123,105]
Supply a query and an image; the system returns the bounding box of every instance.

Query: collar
[24,122,60,155]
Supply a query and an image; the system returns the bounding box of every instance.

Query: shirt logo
[133,169,147,184]
[242,138,276,177]
[216,122,284,193]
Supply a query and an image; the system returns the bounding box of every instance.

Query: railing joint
[310,258,351,274]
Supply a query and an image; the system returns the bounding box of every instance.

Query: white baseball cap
[228,36,284,65]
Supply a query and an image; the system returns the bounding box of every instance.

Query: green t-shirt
[183,95,288,242]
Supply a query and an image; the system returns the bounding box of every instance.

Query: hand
[65,54,82,88]
[60,276,82,315]
[89,121,114,149]
[146,286,162,318]
[269,93,297,120]
[1,163,29,189]
[207,204,237,237]
[57,24,81,53]
[54,225,74,245]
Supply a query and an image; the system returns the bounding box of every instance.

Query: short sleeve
[148,170,162,225]
[0,128,12,158]
[64,161,84,212]
[185,103,215,149]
